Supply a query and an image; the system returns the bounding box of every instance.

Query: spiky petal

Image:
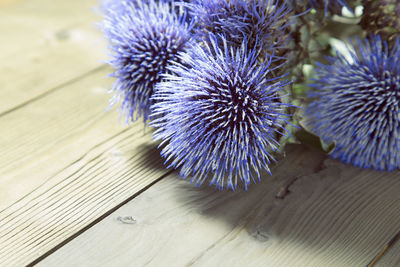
[150,34,293,190]
[101,0,192,123]
[187,0,292,59]
[305,36,400,171]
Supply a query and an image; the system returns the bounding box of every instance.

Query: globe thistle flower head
[151,34,294,190]
[101,0,192,123]
[187,0,292,59]
[305,35,400,171]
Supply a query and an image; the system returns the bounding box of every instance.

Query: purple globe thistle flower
[187,0,292,59]
[305,35,400,171]
[101,0,192,123]
[150,34,294,190]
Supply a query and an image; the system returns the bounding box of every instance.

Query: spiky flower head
[187,0,292,60]
[101,0,192,123]
[151,34,293,190]
[305,35,400,171]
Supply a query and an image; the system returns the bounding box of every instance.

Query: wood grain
[2,0,400,266]
[1,68,109,210]
[0,67,171,266]
[0,0,105,115]
[0,1,172,264]
[37,145,400,267]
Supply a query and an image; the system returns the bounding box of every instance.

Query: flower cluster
[101,0,400,190]
[101,0,295,190]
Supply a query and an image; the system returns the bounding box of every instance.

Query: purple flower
[150,34,294,190]
[305,35,400,171]
[101,0,192,123]
[187,0,292,58]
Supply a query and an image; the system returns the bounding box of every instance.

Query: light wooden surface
[0,0,399,266]
[0,0,170,266]
[37,146,400,267]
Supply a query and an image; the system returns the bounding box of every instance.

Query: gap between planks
[37,145,400,267]
[0,68,170,266]
[0,0,175,265]
[0,113,171,266]
[0,0,106,114]
[0,65,107,118]
[28,170,173,267]
[1,69,115,209]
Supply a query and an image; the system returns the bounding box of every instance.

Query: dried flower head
[305,35,400,171]
[187,0,292,59]
[101,0,192,123]
[360,0,400,44]
[151,34,293,190]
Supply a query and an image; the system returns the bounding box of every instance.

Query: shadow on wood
[37,145,400,267]
[133,141,168,172]
[166,144,400,266]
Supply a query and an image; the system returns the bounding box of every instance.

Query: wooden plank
[37,145,400,267]
[0,0,106,115]
[0,1,172,265]
[0,0,101,57]
[1,68,109,210]
[0,67,170,266]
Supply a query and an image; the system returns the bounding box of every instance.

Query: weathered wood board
[0,67,172,266]
[0,0,170,265]
[37,146,400,267]
[1,0,400,266]
[0,0,106,115]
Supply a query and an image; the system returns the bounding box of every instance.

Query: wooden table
[1,1,399,266]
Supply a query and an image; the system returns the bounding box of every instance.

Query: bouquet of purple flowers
[100,0,400,190]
